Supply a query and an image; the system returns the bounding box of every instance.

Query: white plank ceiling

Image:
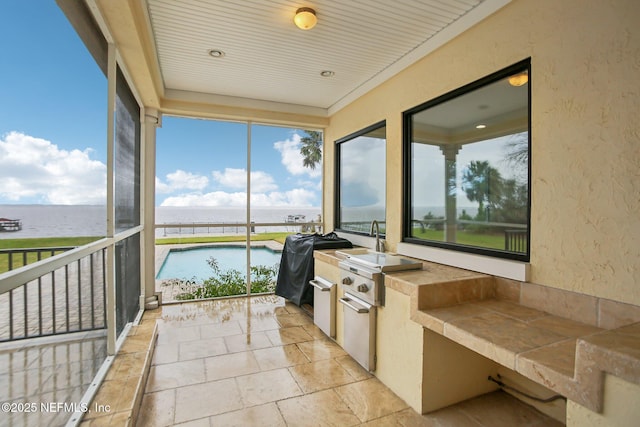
[145,0,509,114]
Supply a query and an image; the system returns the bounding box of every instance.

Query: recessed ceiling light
[476,124,487,129]
[320,70,335,77]
[208,49,225,58]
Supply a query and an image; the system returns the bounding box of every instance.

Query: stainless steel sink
[335,248,370,259]
[336,249,422,273]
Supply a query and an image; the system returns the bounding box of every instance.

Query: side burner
[338,252,422,307]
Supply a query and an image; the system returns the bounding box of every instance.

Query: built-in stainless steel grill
[338,251,423,307]
[336,250,422,371]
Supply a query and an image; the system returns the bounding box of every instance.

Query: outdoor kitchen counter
[313,249,640,421]
[383,259,640,416]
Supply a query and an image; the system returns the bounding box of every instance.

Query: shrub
[163,256,279,300]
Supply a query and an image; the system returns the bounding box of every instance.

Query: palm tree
[300,130,322,170]
[461,160,503,220]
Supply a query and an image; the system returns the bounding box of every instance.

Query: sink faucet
[369,220,383,252]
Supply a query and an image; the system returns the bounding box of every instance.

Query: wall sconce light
[508,71,529,87]
[294,7,317,30]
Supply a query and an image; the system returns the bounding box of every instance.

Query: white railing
[0,227,142,343]
[155,220,323,236]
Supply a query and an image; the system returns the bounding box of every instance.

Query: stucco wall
[324,0,640,305]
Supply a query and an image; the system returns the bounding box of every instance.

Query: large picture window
[335,122,386,234]
[404,60,530,261]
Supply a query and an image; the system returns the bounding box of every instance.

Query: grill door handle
[339,297,369,313]
[310,279,333,292]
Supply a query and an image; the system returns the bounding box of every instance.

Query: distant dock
[0,218,22,232]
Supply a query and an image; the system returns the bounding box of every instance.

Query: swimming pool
[156,245,282,283]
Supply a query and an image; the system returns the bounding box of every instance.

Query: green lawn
[0,236,103,273]
[411,228,507,250]
[0,233,295,274]
[155,232,294,246]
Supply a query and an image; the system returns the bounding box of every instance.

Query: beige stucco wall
[324,0,640,306]
[376,288,425,411]
[567,375,640,426]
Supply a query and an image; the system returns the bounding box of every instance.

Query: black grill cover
[275,232,352,306]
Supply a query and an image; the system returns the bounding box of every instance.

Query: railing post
[106,244,116,355]
[106,41,117,356]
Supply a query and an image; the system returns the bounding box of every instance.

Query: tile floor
[138,295,563,426]
[0,330,107,427]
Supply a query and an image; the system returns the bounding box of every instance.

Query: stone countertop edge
[312,248,640,414]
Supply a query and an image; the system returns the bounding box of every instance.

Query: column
[440,144,460,243]
[142,108,161,304]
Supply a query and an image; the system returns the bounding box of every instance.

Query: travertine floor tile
[174,378,243,424]
[204,351,260,381]
[146,359,206,392]
[334,354,374,381]
[275,312,314,328]
[457,391,564,427]
[178,336,227,361]
[301,323,332,340]
[155,323,201,346]
[105,351,146,381]
[266,325,314,345]
[239,317,281,333]
[296,338,347,361]
[334,378,408,422]
[223,331,273,353]
[289,358,356,393]
[360,407,482,427]
[136,388,176,426]
[277,389,361,427]
[152,342,179,365]
[173,417,210,426]
[209,402,286,427]
[199,320,243,338]
[133,296,566,427]
[235,368,303,406]
[252,343,310,370]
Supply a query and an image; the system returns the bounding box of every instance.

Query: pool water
[156,245,281,282]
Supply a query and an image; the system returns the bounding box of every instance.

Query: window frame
[402,59,531,262]
[334,120,387,236]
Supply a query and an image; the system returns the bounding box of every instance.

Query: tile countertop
[313,249,640,413]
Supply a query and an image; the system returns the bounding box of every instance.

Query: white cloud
[251,188,317,207]
[161,191,247,207]
[156,169,209,194]
[340,136,386,206]
[212,168,278,193]
[274,133,321,178]
[160,188,317,207]
[0,131,106,204]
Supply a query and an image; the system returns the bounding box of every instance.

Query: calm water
[156,245,282,282]
[0,204,476,239]
[0,205,321,239]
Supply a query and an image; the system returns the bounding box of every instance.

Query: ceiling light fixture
[294,7,317,30]
[320,70,334,77]
[208,49,225,58]
[508,71,528,87]
[476,124,487,129]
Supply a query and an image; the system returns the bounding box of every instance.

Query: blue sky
[0,1,321,207]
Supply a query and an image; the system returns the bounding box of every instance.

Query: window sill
[396,242,530,282]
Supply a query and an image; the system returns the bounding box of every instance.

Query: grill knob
[357,283,369,293]
[342,277,353,285]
